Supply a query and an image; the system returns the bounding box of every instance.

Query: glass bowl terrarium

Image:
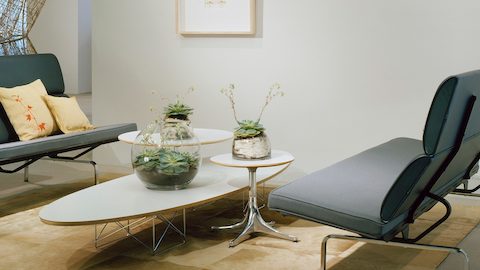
[131,120,201,190]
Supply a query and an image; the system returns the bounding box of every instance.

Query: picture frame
[176,0,256,35]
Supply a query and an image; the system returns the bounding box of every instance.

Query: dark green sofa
[0,54,136,183]
[269,70,480,269]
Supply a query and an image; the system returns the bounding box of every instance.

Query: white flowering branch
[220,83,241,123]
[176,86,195,103]
[220,83,284,125]
[257,82,284,123]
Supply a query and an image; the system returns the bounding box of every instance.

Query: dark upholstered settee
[0,54,136,182]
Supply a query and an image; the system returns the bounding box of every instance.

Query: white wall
[78,0,92,94]
[29,0,91,94]
[92,0,480,180]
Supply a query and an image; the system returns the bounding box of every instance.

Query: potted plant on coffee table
[131,87,201,190]
[220,83,284,160]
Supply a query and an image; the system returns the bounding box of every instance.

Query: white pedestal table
[210,150,298,247]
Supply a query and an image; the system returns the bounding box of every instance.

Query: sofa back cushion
[381,70,480,222]
[0,54,65,95]
[423,71,480,155]
[0,107,17,143]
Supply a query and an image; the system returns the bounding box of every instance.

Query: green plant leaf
[134,147,199,176]
[164,101,193,119]
[234,120,265,138]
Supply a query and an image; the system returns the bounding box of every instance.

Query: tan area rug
[0,173,125,217]
[0,174,479,270]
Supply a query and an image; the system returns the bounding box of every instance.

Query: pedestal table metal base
[212,167,298,247]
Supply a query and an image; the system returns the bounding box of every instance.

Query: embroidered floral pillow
[0,79,58,141]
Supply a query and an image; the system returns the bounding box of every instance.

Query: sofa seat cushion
[0,123,136,164]
[268,137,425,239]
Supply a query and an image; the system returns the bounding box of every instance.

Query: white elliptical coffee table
[210,150,298,247]
[39,160,290,253]
[39,129,294,253]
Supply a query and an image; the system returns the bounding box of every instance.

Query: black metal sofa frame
[269,70,480,269]
[0,54,136,184]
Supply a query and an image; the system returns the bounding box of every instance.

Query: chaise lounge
[269,70,480,269]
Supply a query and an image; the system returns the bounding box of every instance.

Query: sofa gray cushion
[423,70,480,155]
[0,123,136,163]
[0,54,65,95]
[389,70,480,220]
[268,137,425,239]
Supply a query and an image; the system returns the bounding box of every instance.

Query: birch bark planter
[232,133,271,160]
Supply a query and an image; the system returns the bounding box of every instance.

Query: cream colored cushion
[0,79,58,141]
[42,95,94,133]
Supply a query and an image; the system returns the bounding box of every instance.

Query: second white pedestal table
[210,150,298,247]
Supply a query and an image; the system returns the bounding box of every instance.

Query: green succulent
[178,151,199,168]
[133,148,199,176]
[157,150,191,175]
[133,149,162,170]
[234,120,265,138]
[164,101,194,120]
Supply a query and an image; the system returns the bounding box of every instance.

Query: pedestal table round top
[210,150,295,168]
[118,128,233,145]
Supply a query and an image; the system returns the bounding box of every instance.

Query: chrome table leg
[211,214,248,230]
[215,167,298,247]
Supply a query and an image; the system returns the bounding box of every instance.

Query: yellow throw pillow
[42,95,94,134]
[0,79,58,141]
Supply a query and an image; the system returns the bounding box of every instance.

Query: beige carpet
[1,174,479,270]
[0,173,125,217]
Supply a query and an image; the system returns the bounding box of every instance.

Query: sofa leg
[321,235,331,270]
[41,158,99,185]
[24,164,29,182]
[321,234,469,270]
[452,192,480,198]
[401,226,410,240]
[90,161,98,185]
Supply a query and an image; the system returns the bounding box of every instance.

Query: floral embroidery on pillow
[13,94,47,134]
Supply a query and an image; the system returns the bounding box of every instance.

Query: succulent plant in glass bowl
[161,87,196,140]
[220,83,284,160]
[131,120,201,190]
[164,101,194,122]
[234,120,265,138]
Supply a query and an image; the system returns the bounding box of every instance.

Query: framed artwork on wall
[176,0,256,35]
